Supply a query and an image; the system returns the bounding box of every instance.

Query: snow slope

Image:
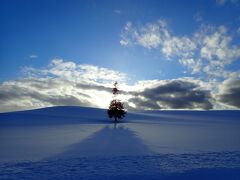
[0,106,240,179]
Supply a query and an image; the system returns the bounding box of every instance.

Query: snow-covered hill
[0,106,240,179]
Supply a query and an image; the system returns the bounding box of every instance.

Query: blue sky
[0,0,240,112]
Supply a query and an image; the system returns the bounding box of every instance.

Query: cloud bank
[0,59,126,112]
[1,59,239,112]
[218,78,240,108]
[129,79,213,110]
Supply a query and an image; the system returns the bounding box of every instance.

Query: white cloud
[162,36,196,58]
[198,26,240,78]
[120,40,128,46]
[119,20,240,110]
[1,60,127,112]
[179,58,202,74]
[0,59,129,112]
[120,20,240,79]
[23,58,127,83]
[0,77,97,112]
[200,26,234,61]
[1,75,214,112]
[136,22,163,48]
[120,20,169,49]
[0,58,239,112]
[29,54,38,59]
[120,19,196,59]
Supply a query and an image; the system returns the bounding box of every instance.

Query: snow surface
[0,106,240,179]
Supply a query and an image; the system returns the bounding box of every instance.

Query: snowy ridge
[1,106,240,179]
[1,106,239,126]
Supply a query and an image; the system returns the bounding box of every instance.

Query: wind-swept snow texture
[0,106,240,179]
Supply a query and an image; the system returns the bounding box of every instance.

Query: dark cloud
[76,83,111,92]
[129,80,213,110]
[127,97,160,110]
[0,85,91,107]
[218,79,240,108]
[3,75,240,112]
[0,79,98,112]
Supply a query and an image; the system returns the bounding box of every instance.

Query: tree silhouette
[108,82,126,122]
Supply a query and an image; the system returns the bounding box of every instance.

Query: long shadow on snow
[1,123,240,179]
[49,123,153,159]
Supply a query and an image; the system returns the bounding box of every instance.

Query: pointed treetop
[114,81,118,87]
[112,81,119,95]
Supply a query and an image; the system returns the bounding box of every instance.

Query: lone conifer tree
[108,82,126,122]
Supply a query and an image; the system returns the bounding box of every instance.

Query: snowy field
[0,106,240,179]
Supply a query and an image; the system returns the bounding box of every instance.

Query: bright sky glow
[0,0,240,112]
